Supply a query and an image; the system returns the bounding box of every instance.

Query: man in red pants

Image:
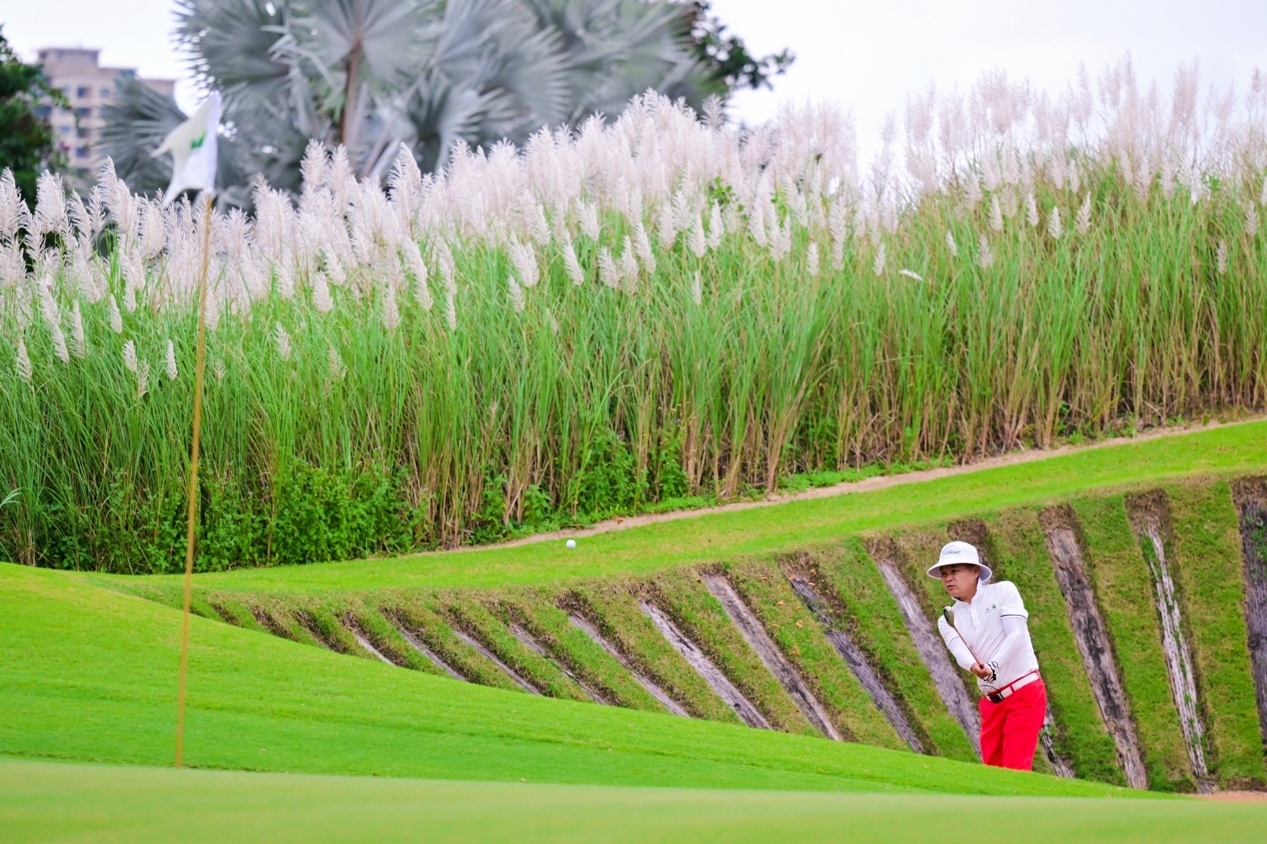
[930,541,1047,770]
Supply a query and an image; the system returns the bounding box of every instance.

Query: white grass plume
[1076,194,1092,235]
[688,215,707,258]
[108,295,123,334]
[15,337,32,383]
[444,290,457,331]
[404,242,432,311]
[619,237,639,292]
[977,234,994,269]
[562,237,584,285]
[136,359,149,399]
[508,238,539,288]
[274,322,292,360]
[598,247,618,289]
[50,323,69,365]
[507,273,525,313]
[327,345,347,382]
[70,300,86,358]
[311,270,333,314]
[382,284,400,330]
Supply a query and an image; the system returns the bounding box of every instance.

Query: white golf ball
[565,539,577,549]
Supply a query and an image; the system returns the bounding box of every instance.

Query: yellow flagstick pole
[175,190,214,769]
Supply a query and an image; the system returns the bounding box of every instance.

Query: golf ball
[566,539,577,549]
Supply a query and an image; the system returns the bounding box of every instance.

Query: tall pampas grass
[3,59,1267,571]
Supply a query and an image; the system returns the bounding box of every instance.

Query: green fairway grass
[3,758,1265,844]
[90,419,1267,597]
[0,564,1124,797]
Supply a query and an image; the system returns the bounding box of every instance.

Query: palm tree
[102,0,716,200]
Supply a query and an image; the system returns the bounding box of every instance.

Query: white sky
[4,0,1266,150]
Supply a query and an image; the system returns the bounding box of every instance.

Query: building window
[100,87,111,98]
[58,125,71,135]
[36,105,52,119]
[77,127,90,139]
[75,146,90,159]
[77,86,90,98]
[75,107,92,118]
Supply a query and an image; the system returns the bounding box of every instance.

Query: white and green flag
[153,91,221,205]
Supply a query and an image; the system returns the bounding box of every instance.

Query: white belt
[984,670,1040,703]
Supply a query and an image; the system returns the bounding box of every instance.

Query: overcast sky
[4,0,1266,151]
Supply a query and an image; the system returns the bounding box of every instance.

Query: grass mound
[0,563,1117,797]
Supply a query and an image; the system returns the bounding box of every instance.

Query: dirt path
[1195,791,1267,802]
[464,417,1263,553]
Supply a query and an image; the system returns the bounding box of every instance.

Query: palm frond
[107,0,717,195]
[98,76,194,197]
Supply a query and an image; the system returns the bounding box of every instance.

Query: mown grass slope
[0,564,1123,797]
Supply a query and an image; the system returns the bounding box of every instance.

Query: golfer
[930,541,1046,770]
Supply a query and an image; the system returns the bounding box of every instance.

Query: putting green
[2,758,1264,843]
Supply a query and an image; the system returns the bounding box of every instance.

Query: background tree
[0,26,68,205]
[686,1,793,95]
[102,0,792,201]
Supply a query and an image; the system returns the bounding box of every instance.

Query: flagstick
[175,190,214,769]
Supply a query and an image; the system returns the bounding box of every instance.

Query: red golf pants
[978,678,1047,770]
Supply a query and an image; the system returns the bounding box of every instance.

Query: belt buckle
[987,690,1005,704]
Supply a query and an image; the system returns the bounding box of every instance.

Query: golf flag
[153,91,221,205]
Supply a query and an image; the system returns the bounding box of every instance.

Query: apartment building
[36,47,176,177]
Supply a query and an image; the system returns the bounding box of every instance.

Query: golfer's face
[939,564,979,600]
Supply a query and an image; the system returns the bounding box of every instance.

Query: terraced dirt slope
[0,564,1122,797]
[130,471,1267,793]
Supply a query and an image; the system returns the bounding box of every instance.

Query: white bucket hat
[926,540,992,583]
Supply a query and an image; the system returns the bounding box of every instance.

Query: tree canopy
[0,27,68,204]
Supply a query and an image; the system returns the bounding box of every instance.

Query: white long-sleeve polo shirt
[936,580,1039,694]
